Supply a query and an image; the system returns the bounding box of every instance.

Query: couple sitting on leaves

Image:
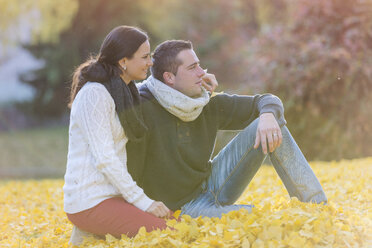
[63,26,327,245]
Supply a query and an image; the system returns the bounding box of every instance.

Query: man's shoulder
[208,92,232,104]
[207,92,258,111]
[210,92,256,102]
[138,83,154,101]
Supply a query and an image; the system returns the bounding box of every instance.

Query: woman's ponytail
[68,57,121,108]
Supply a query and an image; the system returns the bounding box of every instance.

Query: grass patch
[0,126,68,178]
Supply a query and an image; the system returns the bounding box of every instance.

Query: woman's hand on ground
[146,201,172,218]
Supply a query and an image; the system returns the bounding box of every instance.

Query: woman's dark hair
[68,26,148,108]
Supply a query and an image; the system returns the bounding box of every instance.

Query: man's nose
[197,66,205,77]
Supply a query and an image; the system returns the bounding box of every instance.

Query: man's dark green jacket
[126,84,286,211]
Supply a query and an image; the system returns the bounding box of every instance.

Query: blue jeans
[180,118,327,218]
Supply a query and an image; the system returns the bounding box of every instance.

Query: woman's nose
[147,58,153,66]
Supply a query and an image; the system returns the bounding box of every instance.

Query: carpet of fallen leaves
[0,158,371,247]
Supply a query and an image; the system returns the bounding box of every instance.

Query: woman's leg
[67,197,167,239]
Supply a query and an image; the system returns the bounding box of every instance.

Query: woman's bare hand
[146,201,172,218]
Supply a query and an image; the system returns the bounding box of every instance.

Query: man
[127,40,327,218]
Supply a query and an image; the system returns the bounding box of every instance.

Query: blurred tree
[19,0,146,117]
[15,0,371,160]
[0,0,77,49]
[243,0,372,159]
[138,0,272,88]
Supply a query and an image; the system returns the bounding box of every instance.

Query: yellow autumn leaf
[241,238,250,248]
[174,222,191,233]
[0,158,371,247]
[173,209,182,219]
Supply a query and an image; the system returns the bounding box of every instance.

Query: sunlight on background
[0,0,371,247]
[0,0,371,160]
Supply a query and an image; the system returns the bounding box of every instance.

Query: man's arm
[211,93,286,154]
[205,72,286,154]
[257,94,286,127]
[254,94,286,154]
[212,93,285,127]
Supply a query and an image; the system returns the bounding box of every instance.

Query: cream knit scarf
[144,76,210,122]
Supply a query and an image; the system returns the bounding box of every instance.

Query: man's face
[172,49,205,98]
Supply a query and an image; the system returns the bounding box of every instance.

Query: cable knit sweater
[63,82,153,214]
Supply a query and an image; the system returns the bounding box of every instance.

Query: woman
[63,26,171,244]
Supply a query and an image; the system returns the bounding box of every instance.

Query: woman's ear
[118,58,127,70]
[163,72,175,85]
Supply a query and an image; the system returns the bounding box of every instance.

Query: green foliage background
[6,0,371,161]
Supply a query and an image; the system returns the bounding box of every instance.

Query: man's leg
[269,125,327,203]
[181,118,327,218]
[181,118,265,218]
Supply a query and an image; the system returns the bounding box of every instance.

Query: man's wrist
[259,112,275,118]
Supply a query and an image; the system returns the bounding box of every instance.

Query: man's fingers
[272,128,282,150]
[260,132,267,154]
[271,129,278,148]
[254,131,260,149]
[278,130,283,147]
[272,132,279,150]
[202,73,218,93]
[267,132,274,153]
[201,81,212,92]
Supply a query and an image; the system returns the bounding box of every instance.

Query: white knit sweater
[63,82,153,214]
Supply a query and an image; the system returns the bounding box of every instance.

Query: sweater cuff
[257,95,287,127]
[131,193,154,212]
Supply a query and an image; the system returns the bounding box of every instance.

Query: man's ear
[163,72,175,86]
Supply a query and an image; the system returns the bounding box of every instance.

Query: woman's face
[121,40,153,82]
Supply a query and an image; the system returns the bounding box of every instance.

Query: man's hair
[151,40,193,81]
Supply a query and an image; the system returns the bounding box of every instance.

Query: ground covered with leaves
[1,158,371,247]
